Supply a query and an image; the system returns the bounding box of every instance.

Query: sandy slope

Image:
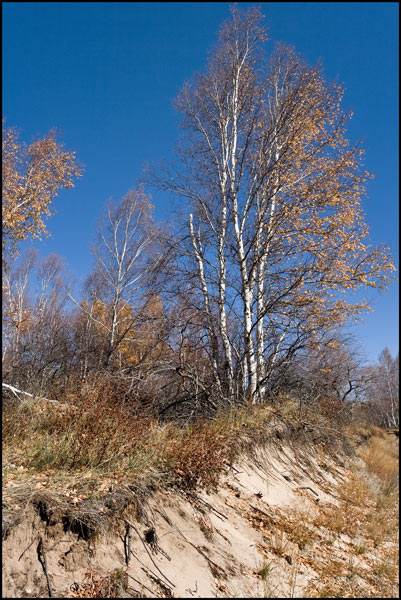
[2,435,397,598]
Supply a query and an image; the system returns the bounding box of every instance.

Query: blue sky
[3,2,398,363]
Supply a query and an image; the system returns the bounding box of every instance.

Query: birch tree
[3,252,71,395]
[73,189,155,370]
[365,349,399,428]
[150,6,394,404]
[2,249,37,376]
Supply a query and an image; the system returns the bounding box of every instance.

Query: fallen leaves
[247,568,263,580]
[215,579,226,592]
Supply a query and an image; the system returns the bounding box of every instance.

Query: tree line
[2,7,398,428]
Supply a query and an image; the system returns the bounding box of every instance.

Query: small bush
[68,566,127,598]
[257,562,272,580]
[164,420,233,492]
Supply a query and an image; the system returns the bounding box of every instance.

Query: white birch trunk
[229,54,257,401]
[189,214,224,397]
[255,103,281,400]
[217,170,234,398]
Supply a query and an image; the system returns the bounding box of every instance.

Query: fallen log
[2,383,71,410]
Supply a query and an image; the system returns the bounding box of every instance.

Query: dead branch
[124,522,131,566]
[249,504,275,521]
[2,382,70,409]
[171,521,225,575]
[298,486,319,497]
[123,519,175,589]
[37,537,53,597]
[126,573,161,598]
[187,492,228,521]
[120,532,169,589]
[18,534,38,561]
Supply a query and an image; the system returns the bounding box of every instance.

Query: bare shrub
[164,420,233,492]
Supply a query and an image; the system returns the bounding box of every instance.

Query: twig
[172,523,225,574]
[296,418,345,439]
[3,382,22,400]
[298,486,319,497]
[145,510,172,559]
[18,534,38,561]
[37,537,53,597]
[123,519,175,589]
[154,507,172,526]
[120,533,162,585]
[249,504,274,521]
[124,522,131,566]
[319,488,363,507]
[146,571,173,597]
[192,495,228,521]
[143,498,158,529]
[184,539,225,574]
[186,580,198,596]
[120,534,167,589]
[126,573,161,598]
[225,462,243,474]
[158,546,171,561]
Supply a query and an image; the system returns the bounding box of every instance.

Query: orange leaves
[2,124,83,259]
[68,566,120,598]
[166,421,233,492]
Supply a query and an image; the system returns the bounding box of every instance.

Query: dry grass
[360,435,399,488]
[274,507,317,550]
[2,382,156,475]
[161,419,234,491]
[305,431,399,598]
[353,542,367,555]
[2,388,290,549]
[257,561,273,581]
[3,385,399,598]
[270,529,289,557]
[1,390,294,500]
[314,505,348,535]
[3,382,355,504]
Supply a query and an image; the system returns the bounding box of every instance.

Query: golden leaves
[2,124,83,260]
